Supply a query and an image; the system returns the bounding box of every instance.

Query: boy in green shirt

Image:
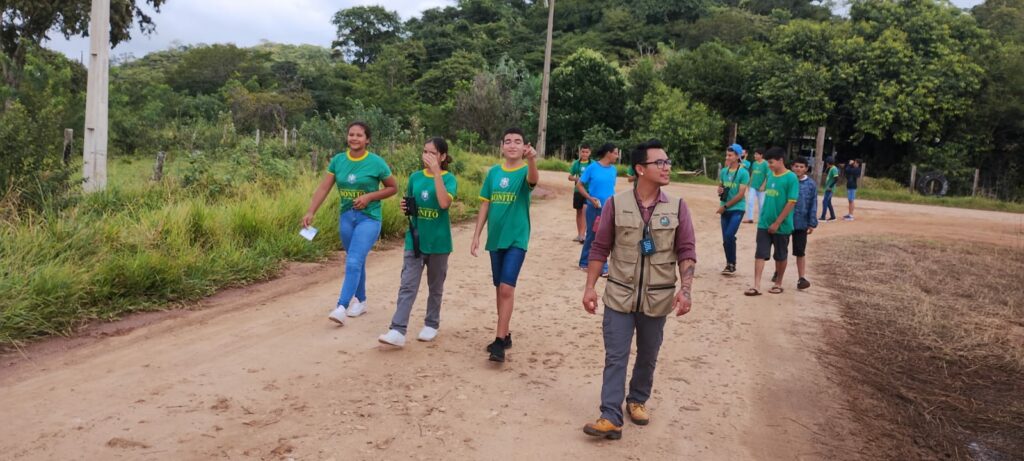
[471,127,540,363]
[744,148,770,223]
[820,157,839,221]
[378,137,458,347]
[745,147,798,296]
[568,145,592,243]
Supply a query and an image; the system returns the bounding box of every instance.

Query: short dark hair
[579,143,591,150]
[792,156,809,167]
[754,147,765,156]
[630,139,664,170]
[764,146,786,161]
[427,137,451,170]
[502,127,525,142]
[347,121,372,140]
[594,142,616,160]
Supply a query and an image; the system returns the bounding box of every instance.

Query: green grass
[821,177,1024,213]
[0,146,492,346]
[852,188,1024,213]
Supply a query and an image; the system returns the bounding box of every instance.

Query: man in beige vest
[581,139,697,440]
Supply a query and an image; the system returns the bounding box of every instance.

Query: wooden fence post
[283,128,288,148]
[813,126,826,184]
[255,129,260,146]
[310,151,319,172]
[860,162,866,179]
[702,156,708,178]
[973,169,980,196]
[152,151,166,181]
[909,164,917,194]
[62,129,74,165]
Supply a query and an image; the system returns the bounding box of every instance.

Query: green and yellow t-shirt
[569,159,591,179]
[719,166,750,212]
[750,160,769,190]
[479,163,534,251]
[758,170,800,235]
[824,165,840,192]
[327,151,393,221]
[405,169,457,254]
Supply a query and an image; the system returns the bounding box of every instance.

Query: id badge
[640,237,656,256]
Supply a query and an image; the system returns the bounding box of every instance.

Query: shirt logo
[499,177,510,189]
[421,190,430,201]
[660,216,670,226]
[347,174,357,184]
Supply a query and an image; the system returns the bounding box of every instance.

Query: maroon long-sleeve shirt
[588,188,697,264]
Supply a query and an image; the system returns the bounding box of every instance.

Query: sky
[45,0,986,62]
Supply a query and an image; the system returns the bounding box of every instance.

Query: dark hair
[347,121,372,140]
[825,156,835,165]
[754,148,765,156]
[579,143,591,150]
[502,127,525,142]
[594,142,616,160]
[630,139,664,170]
[764,146,786,161]
[426,137,451,170]
[792,156,809,167]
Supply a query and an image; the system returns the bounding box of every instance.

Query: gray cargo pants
[389,251,449,335]
[599,307,667,426]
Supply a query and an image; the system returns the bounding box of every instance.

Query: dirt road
[1,170,1020,460]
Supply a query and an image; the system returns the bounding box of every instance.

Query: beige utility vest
[603,190,682,317]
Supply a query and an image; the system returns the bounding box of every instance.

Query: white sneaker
[347,299,367,317]
[417,326,438,342]
[328,305,347,325]
[378,329,405,347]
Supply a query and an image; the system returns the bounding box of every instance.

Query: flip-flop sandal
[769,286,784,294]
[744,288,761,296]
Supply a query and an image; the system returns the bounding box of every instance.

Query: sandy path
[1,170,1019,460]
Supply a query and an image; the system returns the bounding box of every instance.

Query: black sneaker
[771,272,778,283]
[483,333,512,352]
[721,264,736,275]
[797,277,811,290]
[487,338,506,362]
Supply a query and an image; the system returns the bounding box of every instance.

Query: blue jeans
[821,190,836,220]
[337,209,382,308]
[578,203,608,272]
[720,210,744,265]
[489,247,527,287]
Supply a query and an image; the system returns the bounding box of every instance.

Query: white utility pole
[535,0,555,158]
[83,0,110,193]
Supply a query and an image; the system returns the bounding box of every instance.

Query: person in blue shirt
[789,157,818,290]
[576,143,619,274]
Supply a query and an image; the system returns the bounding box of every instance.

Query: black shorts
[791,229,808,257]
[572,190,586,210]
[755,228,790,261]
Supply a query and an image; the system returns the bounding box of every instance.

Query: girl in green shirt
[378,138,458,347]
[303,121,398,326]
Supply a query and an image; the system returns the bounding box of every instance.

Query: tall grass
[0,146,491,346]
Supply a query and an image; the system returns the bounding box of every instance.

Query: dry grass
[817,236,1024,460]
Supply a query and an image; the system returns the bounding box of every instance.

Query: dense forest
[2,0,1023,209]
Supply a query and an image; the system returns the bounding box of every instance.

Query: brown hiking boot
[627,402,650,426]
[583,418,622,440]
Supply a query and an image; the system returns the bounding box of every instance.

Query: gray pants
[600,307,667,426]
[389,251,449,335]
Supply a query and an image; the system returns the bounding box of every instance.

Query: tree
[639,83,723,169]
[1,0,166,91]
[548,48,627,149]
[354,43,417,120]
[414,50,487,104]
[331,6,403,66]
[166,45,268,95]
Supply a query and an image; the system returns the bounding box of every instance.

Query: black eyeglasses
[640,159,673,169]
